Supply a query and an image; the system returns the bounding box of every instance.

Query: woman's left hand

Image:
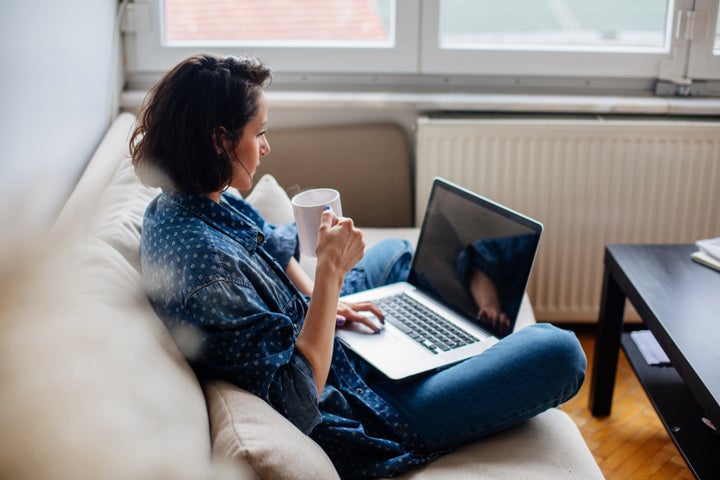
[335,301,384,334]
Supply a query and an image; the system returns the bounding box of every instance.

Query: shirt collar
[161,190,264,252]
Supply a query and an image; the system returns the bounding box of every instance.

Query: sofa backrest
[254,123,413,228]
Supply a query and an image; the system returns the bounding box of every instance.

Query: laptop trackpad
[336,327,446,380]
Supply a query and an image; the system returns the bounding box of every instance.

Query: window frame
[123,0,720,87]
[124,0,420,74]
[420,0,689,80]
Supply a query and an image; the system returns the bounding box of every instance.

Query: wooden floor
[562,326,694,479]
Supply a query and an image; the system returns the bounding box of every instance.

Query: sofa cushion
[0,239,239,480]
[393,408,603,479]
[205,381,340,480]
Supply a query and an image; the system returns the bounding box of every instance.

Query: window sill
[121,89,720,116]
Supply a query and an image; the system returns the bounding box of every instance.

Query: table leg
[589,255,626,417]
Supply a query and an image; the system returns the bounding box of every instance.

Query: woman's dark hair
[130,54,272,193]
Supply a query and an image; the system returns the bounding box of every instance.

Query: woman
[131,53,586,479]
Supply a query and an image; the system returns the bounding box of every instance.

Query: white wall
[0,0,119,238]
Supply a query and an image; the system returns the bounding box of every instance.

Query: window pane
[439,0,670,52]
[164,0,394,47]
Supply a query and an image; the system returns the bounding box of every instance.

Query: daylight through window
[164,0,394,47]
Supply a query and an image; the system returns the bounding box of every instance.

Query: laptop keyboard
[375,294,480,355]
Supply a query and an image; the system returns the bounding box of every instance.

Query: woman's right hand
[315,207,365,280]
[296,206,365,394]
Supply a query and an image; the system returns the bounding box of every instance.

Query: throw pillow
[204,380,340,480]
[245,174,295,225]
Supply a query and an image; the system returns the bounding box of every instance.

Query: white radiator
[416,114,720,322]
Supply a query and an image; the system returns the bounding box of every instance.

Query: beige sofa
[0,113,603,479]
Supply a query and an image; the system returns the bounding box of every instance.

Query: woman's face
[227,92,270,192]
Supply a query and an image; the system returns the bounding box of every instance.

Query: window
[123,0,720,88]
[124,0,420,75]
[421,0,691,79]
[437,0,669,52]
[164,0,394,47]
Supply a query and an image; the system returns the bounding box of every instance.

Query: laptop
[337,177,542,380]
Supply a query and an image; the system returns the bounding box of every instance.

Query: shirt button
[394,423,404,430]
[356,387,363,394]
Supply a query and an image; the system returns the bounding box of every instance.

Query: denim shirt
[140,191,437,479]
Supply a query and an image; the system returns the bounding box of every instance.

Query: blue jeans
[343,239,587,452]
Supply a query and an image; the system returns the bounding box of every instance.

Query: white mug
[291,188,343,257]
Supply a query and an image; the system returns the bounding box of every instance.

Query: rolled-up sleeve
[184,279,321,433]
[278,353,322,433]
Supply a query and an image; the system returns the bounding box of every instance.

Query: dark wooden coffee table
[589,244,720,479]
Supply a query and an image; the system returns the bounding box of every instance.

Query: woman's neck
[205,191,222,203]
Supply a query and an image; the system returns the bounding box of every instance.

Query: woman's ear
[211,126,228,156]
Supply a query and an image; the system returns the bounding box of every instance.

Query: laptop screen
[408,179,542,338]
